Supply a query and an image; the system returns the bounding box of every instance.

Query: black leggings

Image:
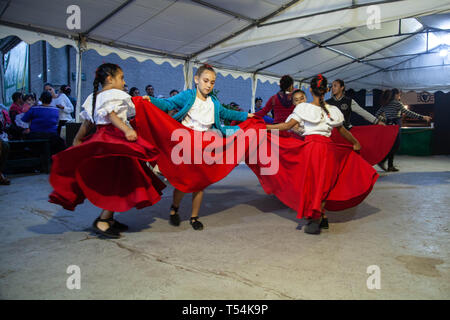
[382,121,402,167]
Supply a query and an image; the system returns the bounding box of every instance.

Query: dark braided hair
[311,74,333,121]
[279,75,294,92]
[195,63,215,77]
[92,63,122,120]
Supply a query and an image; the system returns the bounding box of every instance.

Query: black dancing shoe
[304,219,321,235]
[112,219,129,232]
[387,166,399,172]
[377,160,388,172]
[190,216,204,231]
[319,217,329,229]
[169,204,180,226]
[92,217,121,239]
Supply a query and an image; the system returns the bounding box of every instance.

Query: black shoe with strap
[319,217,329,229]
[190,216,203,230]
[387,166,399,172]
[377,160,388,172]
[111,219,129,232]
[304,218,321,235]
[92,217,121,239]
[169,205,180,226]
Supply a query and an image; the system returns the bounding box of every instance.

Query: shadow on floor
[377,171,450,186]
[26,170,388,236]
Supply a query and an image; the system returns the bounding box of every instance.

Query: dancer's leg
[191,190,204,218]
[97,210,114,231]
[190,190,204,230]
[170,188,185,215]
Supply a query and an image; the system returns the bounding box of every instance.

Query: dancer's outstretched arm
[337,125,361,151]
[267,118,298,131]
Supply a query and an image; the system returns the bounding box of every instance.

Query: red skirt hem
[48,125,166,212]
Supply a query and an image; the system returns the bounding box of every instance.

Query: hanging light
[439,45,448,57]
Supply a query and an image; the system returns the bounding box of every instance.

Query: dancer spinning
[49,63,165,238]
[375,88,431,172]
[327,79,385,128]
[326,79,399,166]
[255,75,295,123]
[146,64,254,230]
[266,74,377,234]
[286,89,307,135]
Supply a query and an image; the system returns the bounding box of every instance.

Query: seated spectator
[1,105,12,139]
[22,91,66,154]
[23,94,36,113]
[0,111,10,185]
[129,87,140,97]
[15,93,37,131]
[145,84,155,97]
[0,137,9,185]
[44,83,74,135]
[169,89,179,97]
[8,92,27,140]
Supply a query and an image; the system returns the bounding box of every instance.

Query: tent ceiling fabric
[0,0,449,90]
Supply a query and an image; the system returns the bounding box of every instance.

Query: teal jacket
[150,89,248,136]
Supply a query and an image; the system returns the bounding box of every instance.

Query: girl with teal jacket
[146,64,254,230]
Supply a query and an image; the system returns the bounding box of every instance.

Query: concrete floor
[0,155,449,299]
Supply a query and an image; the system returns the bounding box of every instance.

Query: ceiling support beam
[190,0,255,23]
[299,28,425,82]
[188,0,302,60]
[259,0,403,28]
[255,27,355,73]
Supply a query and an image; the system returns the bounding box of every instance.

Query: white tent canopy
[0,0,449,107]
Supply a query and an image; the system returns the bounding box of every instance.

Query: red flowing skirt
[247,134,379,219]
[330,125,399,165]
[133,97,378,219]
[48,124,166,212]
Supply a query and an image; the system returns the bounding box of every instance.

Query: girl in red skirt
[49,63,165,238]
[266,74,378,234]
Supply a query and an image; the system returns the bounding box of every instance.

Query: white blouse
[286,102,344,137]
[181,96,215,131]
[80,89,135,125]
[50,93,74,121]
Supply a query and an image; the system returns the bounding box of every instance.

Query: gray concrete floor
[0,155,449,299]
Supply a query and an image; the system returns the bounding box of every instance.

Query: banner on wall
[3,41,29,106]
[402,91,435,105]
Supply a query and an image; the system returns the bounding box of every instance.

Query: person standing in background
[44,83,74,136]
[375,88,431,172]
[129,87,140,97]
[145,84,155,97]
[327,79,385,129]
[60,85,77,118]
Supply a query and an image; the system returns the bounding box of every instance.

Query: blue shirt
[21,106,60,134]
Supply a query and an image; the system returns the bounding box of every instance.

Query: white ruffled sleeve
[96,89,134,118]
[327,105,345,127]
[80,94,94,122]
[286,113,304,135]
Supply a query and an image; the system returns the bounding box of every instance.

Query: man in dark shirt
[327,79,385,129]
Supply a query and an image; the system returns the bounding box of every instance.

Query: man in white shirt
[44,83,74,135]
